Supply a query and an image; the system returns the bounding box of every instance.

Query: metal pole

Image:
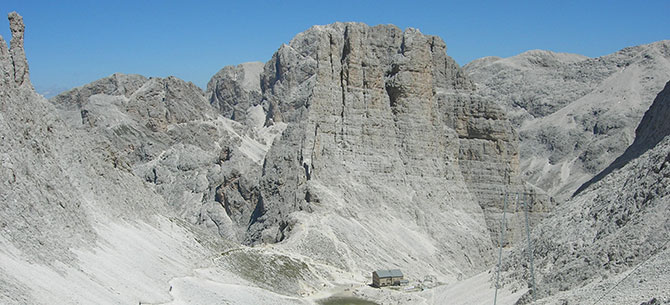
[494,192,511,305]
[522,193,537,302]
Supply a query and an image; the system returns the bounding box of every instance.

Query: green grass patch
[318,296,379,305]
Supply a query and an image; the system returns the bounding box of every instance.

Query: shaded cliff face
[221,22,537,279]
[577,80,670,194]
[465,42,670,202]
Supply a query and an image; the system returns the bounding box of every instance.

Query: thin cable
[591,238,669,305]
[494,191,510,305]
[523,193,537,302]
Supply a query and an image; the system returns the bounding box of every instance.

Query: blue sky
[1,0,669,95]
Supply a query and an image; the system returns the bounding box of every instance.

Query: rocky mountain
[4,9,668,305]
[465,41,670,202]
[6,12,543,303]
[233,22,555,278]
[50,22,550,284]
[1,12,209,304]
[51,72,288,242]
[501,81,670,304]
[0,12,324,305]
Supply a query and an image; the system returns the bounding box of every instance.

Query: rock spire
[1,12,31,88]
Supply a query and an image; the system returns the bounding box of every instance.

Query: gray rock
[14,12,670,304]
[51,73,148,107]
[501,82,670,304]
[236,22,547,280]
[50,72,275,242]
[1,15,307,304]
[0,11,197,293]
[466,41,670,202]
[7,12,30,88]
[206,62,264,123]
[577,81,670,194]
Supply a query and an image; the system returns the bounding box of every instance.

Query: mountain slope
[465,41,670,202]
[1,12,319,305]
[49,22,529,285]
[51,71,290,243]
[0,12,210,304]
[577,80,670,194]
[502,81,670,304]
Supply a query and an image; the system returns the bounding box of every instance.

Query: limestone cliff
[222,22,545,279]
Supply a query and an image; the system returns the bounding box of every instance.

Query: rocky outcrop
[1,14,335,305]
[50,70,288,243]
[7,12,30,88]
[1,12,30,89]
[502,83,670,304]
[465,41,670,202]
[51,73,148,106]
[1,13,93,268]
[44,22,553,283]
[53,74,215,133]
[206,62,264,123]
[577,81,670,194]
[464,50,591,123]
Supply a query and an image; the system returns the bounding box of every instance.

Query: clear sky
[1,0,669,95]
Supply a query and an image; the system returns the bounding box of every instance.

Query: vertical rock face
[1,12,30,89]
[0,35,11,87]
[224,22,538,278]
[7,12,30,88]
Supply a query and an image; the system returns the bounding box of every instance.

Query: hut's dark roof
[374,269,403,278]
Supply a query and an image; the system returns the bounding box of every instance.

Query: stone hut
[372,269,404,287]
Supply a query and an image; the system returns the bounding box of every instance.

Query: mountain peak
[1,12,31,89]
[7,12,30,88]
